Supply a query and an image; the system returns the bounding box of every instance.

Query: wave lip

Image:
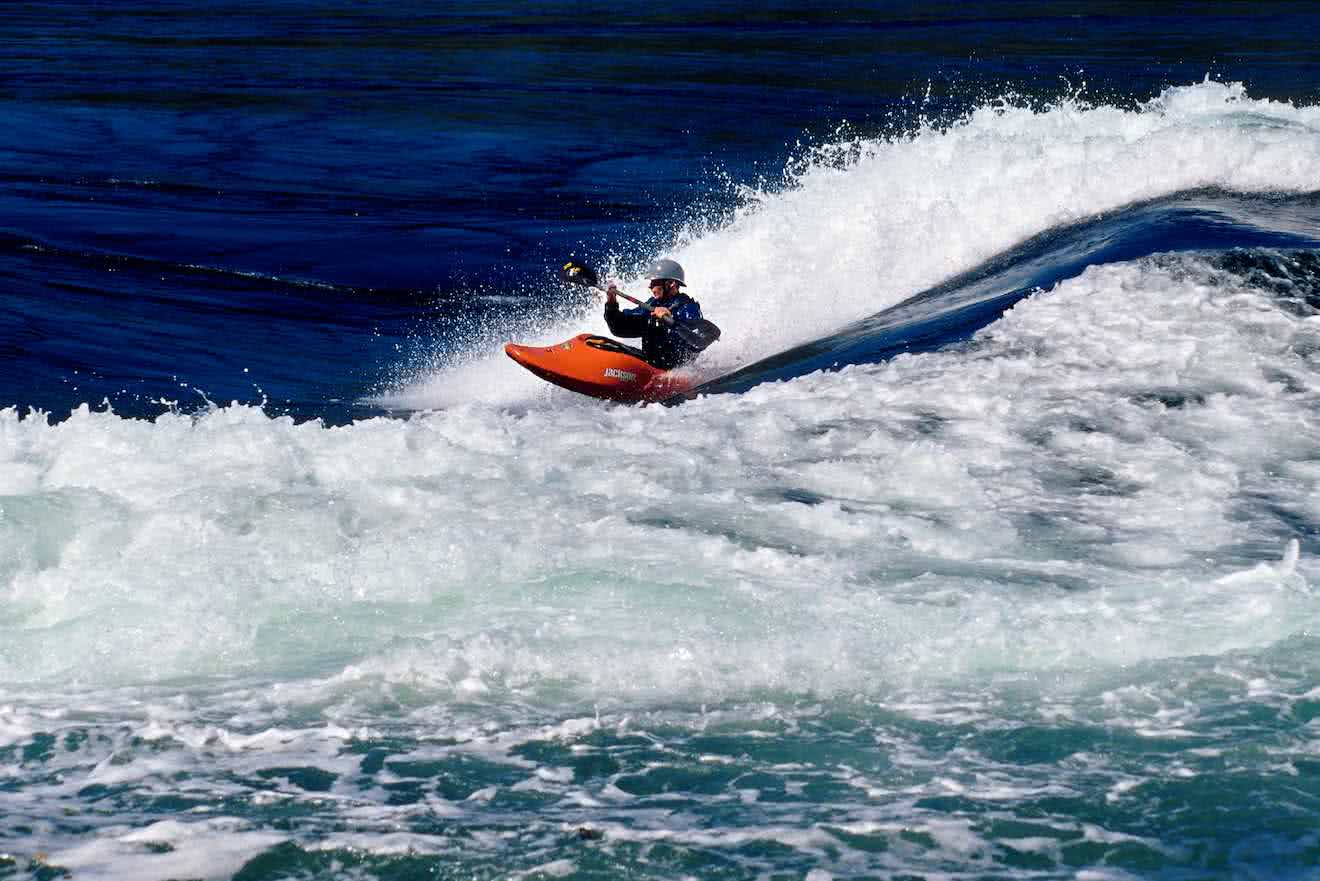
[693,189,1320,396]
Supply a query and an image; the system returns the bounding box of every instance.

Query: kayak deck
[504,334,694,403]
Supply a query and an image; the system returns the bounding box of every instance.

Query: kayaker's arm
[651,299,701,325]
[604,283,652,338]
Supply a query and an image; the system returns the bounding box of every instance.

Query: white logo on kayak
[603,367,637,382]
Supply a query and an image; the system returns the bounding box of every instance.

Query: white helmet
[647,258,686,287]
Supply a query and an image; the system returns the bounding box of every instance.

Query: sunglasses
[649,279,668,288]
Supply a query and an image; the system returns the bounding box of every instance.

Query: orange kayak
[504,334,695,403]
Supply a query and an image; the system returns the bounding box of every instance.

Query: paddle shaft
[611,289,647,308]
[588,282,671,320]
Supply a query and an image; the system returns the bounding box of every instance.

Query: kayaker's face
[650,279,675,301]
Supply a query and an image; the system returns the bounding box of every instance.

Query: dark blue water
[4,2,1320,420]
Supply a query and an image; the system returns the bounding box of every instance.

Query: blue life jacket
[604,293,704,370]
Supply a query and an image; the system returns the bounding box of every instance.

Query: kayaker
[604,258,705,370]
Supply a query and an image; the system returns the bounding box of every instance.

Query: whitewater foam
[4,250,1318,705]
[384,80,1320,409]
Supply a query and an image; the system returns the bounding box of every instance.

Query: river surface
[3,4,1320,879]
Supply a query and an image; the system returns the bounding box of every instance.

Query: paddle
[559,259,721,353]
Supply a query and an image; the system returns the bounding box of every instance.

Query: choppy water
[4,4,1320,880]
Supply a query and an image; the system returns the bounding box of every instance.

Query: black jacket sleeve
[604,300,651,338]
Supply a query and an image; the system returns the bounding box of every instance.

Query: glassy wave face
[5,5,1320,880]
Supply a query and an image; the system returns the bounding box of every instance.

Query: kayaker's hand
[651,306,672,322]
[605,283,619,304]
